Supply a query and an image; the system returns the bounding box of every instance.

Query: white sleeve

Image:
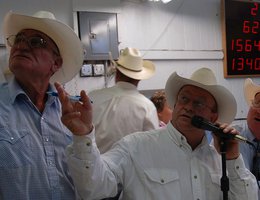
[66,130,120,200]
[227,154,258,200]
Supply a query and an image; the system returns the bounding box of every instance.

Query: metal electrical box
[78,12,119,60]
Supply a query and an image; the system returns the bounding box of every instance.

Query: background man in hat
[233,78,260,198]
[0,11,83,199]
[88,47,159,154]
[55,67,257,200]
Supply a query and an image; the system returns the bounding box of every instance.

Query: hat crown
[117,47,143,71]
[32,11,56,20]
[244,78,260,106]
[190,68,217,85]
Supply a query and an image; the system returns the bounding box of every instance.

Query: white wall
[0,0,254,119]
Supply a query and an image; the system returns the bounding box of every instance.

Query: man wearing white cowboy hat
[234,78,260,199]
[54,67,257,200]
[88,47,159,154]
[0,11,83,199]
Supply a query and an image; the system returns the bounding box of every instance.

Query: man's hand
[54,82,93,136]
[213,123,240,160]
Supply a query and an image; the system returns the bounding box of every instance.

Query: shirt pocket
[0,128,32,168]
[205,173,222,199]
[143,168,181,200]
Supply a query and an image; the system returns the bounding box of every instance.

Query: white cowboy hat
[114,47,155,80]
[3,11,84,84]
[244,78,260,106]
[165,68,237,123]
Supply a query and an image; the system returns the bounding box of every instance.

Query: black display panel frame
[222,0,260,77]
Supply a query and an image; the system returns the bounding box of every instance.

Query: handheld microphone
[191,115,249,143]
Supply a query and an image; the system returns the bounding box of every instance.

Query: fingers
[218,123,239,135]
[61,111,81,123]
[80,90,92,108]
[54,82,74,114]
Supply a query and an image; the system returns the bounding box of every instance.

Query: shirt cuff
[227,154,247,178]
[72,127,96,160]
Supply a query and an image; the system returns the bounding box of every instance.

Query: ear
[158,112,162,119]
[210,112,218,123]
[51,56,63,73]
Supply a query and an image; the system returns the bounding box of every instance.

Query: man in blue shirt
[0,11,83,199]
[235,78,260,199]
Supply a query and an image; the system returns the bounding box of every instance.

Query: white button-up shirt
[88,82,159,153]
[66,123,258,200]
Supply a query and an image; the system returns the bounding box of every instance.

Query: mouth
[179,114,192,121]
[254,117,260,122]
[12,53,31,60]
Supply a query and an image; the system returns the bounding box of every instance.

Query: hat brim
[244,78,260,106]
[3,11,84,84]
[165,72,237,123]
[116,60,155,80]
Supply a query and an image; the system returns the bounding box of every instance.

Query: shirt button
[41,117,45,120]
[194,175,197,179]
[86,142,91,146]
[45,138,49,142]
[160,179,164,183]
[10,137,14,140]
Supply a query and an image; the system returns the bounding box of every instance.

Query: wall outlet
[80,64,93,77]
[93,64,105,76]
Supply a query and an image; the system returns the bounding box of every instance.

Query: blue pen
[46,91,93,103]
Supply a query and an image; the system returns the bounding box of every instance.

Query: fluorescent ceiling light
[161,0,172,3]
[149,0,172,3]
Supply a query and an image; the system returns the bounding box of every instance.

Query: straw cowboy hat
[244,78,260,106]
[3,11,84,84]
[114,47,155,80]
[165,68,237,123]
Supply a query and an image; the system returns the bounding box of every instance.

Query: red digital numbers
[251,3,258,16]
[232,58,260,71]
[231,39,260,52]
[229,2,260,73]
[243,20,259,34]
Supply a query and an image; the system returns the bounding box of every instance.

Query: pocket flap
[0,128,29,144]
[144,168,179,184]
[209,173,221,185]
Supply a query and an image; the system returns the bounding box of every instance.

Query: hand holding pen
[54,82,94,136]
[46,91,93,103]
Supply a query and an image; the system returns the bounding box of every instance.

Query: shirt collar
[8,77,55,104]
[9,78,27,104]
[116,81,137,90]
[246,123,257,142]
[166,122,209,151]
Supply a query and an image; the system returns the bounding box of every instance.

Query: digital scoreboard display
[223,0,260,77]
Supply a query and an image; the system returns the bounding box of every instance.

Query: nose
[183,100,194,111]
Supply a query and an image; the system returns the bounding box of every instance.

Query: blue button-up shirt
[0,78,76,199]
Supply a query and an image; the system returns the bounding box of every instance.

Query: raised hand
[54,82,93,136]
[213,123,240,160]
